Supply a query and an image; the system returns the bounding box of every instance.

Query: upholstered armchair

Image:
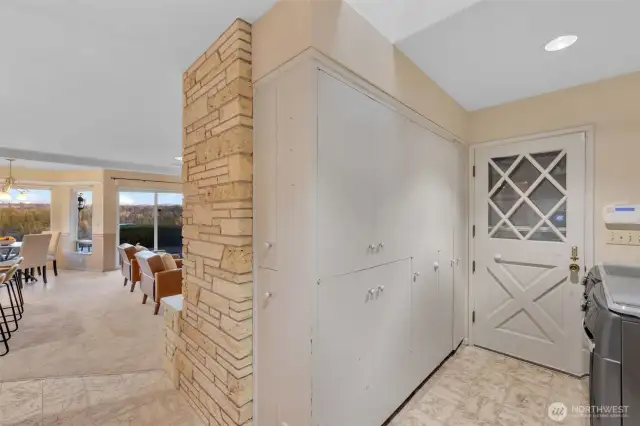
[135,251,183,315]
[117,243,141,292]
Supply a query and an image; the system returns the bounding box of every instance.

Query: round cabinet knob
[494,254,502,262]
[433,262,440,271]
[264,291,273,299]
[264,242,273,249]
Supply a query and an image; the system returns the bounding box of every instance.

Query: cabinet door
[318,72,376,277]
[369,259,413,421]
[315,268,381,426]
[256,268,281,426]
[408,124,455,380]
[433,135,455,360]
[374,112,413,265]
[254,83,279,270]
[452,142,469,348]
[315,260,412,426]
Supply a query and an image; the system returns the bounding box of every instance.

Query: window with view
[0,188,51,241]
[77,190,93,247]
[118,191,182,255]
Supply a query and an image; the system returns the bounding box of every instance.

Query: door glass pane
[531,150,561,169]
[492,155,518,173]
[77,191,93,241]
[529,227,563,242]
[509,202,540,237]
[489,204,501,231]
[550,154,567,189]
[529,179,563,214]
[509,158,540,192]
[157,193,183,255]
[549,201,567,237]
[493,226,520,240]
[119,192,155,249]
[491,181,519,215]
[489,166,501,192]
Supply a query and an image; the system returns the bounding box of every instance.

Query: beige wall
[253,0,469,140]
[469,71,640,264]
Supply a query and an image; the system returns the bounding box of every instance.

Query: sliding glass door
[118,191,182,255]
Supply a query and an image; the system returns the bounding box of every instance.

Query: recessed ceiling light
[174,156,182,162]
[544,35,578,52]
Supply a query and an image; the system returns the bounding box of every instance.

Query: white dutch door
[473,132,586,375]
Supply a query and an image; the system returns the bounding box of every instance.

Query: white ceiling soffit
[397,0,640,110]
[3,159,98,171]
[0,0,277,175]
[344,0,482,43]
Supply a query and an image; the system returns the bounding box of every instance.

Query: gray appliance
[583,264,640,425]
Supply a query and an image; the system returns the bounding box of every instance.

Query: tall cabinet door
[317,71,376,277]
[433,135,455,359]
[406,120,443,380]
[452,142,469,348]
[254,82,279,270]
[374,110,413,265]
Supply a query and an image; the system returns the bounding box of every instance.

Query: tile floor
[0,270,589,426]
[0,270,164,382]
[390,346,589,426]
[0,370,203,426]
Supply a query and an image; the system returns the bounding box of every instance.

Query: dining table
[0,242,21,261]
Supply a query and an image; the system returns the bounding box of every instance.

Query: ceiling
[0,0,277,175]
[4,159,97,171]
[396,0,640,110]
[2,0,638,168]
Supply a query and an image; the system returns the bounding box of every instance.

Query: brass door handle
[569,246,580,272]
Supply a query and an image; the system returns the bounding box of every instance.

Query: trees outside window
[0,189,51,241]
[118,191,182,255]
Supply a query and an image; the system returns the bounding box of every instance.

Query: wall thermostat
[603,204,640,225]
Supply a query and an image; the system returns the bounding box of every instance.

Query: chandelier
[0,159,27,202]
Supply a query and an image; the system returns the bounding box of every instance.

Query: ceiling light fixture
[174,156,183,162]
[544,35,578,52]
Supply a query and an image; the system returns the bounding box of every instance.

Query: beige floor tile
[0,379,43,426]
[42,377,90,425]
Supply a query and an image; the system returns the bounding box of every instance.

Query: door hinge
[472,311,476,323]
[472,165,476,177]
[472,225,476,238]
[472,260,476,273]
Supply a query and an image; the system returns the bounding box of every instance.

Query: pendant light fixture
[0,159,29,202]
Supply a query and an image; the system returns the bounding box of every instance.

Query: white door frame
[467,125,595,346]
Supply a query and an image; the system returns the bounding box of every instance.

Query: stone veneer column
[164,19,253,426]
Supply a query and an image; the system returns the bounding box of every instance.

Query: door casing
[467,126,595,364]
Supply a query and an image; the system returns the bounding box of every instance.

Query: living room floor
[0,270,203,425]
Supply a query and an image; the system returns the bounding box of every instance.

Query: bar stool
[0,273,12,356]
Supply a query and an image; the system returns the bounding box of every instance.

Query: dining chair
[42,231,61,276]
[20,234,52,284]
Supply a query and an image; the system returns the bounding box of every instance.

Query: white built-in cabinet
[254,57,468,426]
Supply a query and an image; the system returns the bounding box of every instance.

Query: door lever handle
[494,254,502,262]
